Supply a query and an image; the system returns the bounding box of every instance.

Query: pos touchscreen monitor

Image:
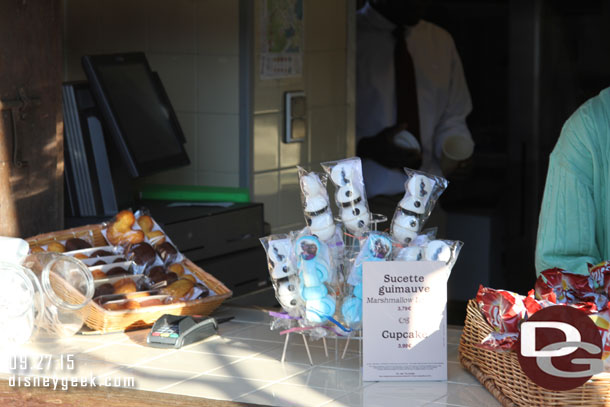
[82,52,190,178]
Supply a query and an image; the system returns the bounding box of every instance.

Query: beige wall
[253,0,355,233]
[63,0,241,188]
[62,0,355,232]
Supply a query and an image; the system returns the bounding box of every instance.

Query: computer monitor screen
[82,52,189,177]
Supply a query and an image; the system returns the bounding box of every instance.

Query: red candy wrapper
[476,285,534,334]
[534,267,600,305]
[590,261,610,294]
[477,266,610,353]
[590,308,610,361]
[478,332,519,352]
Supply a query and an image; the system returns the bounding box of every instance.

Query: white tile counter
[0,306,500,407]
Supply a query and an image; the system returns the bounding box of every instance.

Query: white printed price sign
[362,261,449,381]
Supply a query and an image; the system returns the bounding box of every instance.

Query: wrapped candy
[589,261,610,299]
[390,169,448,244]
[297,167,335,242]
[321,158,371,236]
[295,235,336,325]
[534,267,605,311]
[476,285,530,335]
[342,232,393,329]
[590,309,610,365]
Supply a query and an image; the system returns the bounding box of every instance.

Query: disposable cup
[440,135,474,175]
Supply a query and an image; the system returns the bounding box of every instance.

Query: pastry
[129,243,156,267]
[103,302,124,311]
[113,278,137,294]
[92,260,106,266]
[65,238,92,251]
[73,253,89,260]
[197,285,210,299]
[136,215,154,234]
[47,241,66,253]
[94,283,114,298]
[105,266,129,277]
[167,263,184,276]
[140,298,164,307]
[30,246,45,254]
[165,271,178,285]
[124,300,141,310]
[162,279,195,299]
[182,274,196,283]
[146,266,167,283]
[91,249,113,258]
[91,269,107,279]
[106,210,145,246]
[156,242,178,263]
[147,230,166,246]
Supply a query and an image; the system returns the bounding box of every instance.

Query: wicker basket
[459,299,610,407]
[27,224,232,333]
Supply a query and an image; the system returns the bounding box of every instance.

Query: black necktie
[393,25,420,143]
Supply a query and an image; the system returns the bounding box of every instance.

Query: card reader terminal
[147,314,233,348]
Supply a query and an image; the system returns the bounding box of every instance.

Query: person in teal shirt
[536,87,610,276]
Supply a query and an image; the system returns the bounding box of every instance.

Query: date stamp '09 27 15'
[9,354,76,373]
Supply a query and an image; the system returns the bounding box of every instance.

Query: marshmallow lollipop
[391,169,447,244]
[342,232,393,328]
[299,169,336,242]
[295,235,336,324]
[260,235,300,316]
[322,158,371,236]
[268,239,297,280]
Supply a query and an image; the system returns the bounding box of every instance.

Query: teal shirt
[535,88,610,276]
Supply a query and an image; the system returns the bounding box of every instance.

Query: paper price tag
[362,261,448,381]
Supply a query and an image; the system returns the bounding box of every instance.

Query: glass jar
[25,253,94,338]
[0,262,43,345]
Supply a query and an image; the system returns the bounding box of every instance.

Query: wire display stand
[278,213,387,365]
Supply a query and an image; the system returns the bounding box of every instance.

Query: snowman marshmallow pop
[390,169,448,245]
[260,237,300,315]
[395,238,463,265]
[322,158,371,236]
[341,232,393,329]
[295,235,336,325]
[298,168,336,242]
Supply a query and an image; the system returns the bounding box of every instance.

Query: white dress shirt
[357,3,473,198]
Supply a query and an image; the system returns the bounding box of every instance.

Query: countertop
[0,306,500,407]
